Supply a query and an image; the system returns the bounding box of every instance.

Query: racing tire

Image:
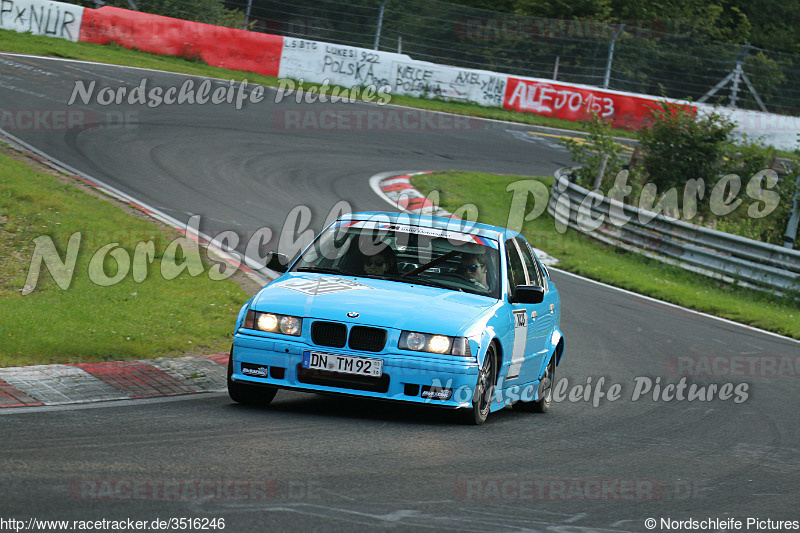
[513,354,555,413]
[461,344,497,425]
[227,353,277,407]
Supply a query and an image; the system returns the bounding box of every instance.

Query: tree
[446,0,799,52]
[104,0,247,27]
[560,111,626,189]
[638,102,735,203]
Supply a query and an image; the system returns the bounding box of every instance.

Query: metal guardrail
[547,168,800,294]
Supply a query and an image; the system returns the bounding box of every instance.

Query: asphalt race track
[1,54,799,532]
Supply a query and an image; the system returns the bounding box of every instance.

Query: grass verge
[411,171,800,339]
[0,145,250,366]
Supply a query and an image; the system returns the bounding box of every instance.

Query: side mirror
[511,285,545,304]
[265,252,290,273]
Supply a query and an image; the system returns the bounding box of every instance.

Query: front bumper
[231,332,481,408]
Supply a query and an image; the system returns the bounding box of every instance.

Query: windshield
[292,220,501,298]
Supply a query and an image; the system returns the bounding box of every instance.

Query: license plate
[302,351,382,377]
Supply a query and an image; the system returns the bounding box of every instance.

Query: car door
[504,238,549,384]
[516,238,556,373]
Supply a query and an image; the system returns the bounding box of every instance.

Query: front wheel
[227,353,277,407]
[513,355,555,413]
[461,344,497,425]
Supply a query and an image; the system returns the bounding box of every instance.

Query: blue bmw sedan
[228,211,564,424]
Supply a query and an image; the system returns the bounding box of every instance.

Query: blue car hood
[250,273,496,335]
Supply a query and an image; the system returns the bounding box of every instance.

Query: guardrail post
[242,0,253,31]
[593,154,609,190]
[374,0,389,51]
[603,24,624,89]
[784,175,800,249]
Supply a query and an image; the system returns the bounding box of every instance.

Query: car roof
[338,211,518,242]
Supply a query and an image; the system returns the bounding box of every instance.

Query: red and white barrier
[78,6,282,77]
[503,77,688,130]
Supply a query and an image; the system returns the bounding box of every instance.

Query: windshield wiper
[295,266,343,275]
[383,276,456,291]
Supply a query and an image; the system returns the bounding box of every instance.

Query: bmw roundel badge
[347,311,360,318]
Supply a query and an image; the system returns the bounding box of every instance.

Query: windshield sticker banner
[333,220,501,249]
[383,224,499,249]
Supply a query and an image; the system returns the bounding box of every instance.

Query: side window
[515,237,546,289]
[505,239,528,290]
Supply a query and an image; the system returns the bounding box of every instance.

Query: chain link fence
[81,0,800,117]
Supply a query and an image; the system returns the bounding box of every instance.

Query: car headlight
[243,310,302,336]
[399,331,471,356]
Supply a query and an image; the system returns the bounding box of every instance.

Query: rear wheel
[513,354,555,413]
[227,352,277,407]
[461,344,497,425]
